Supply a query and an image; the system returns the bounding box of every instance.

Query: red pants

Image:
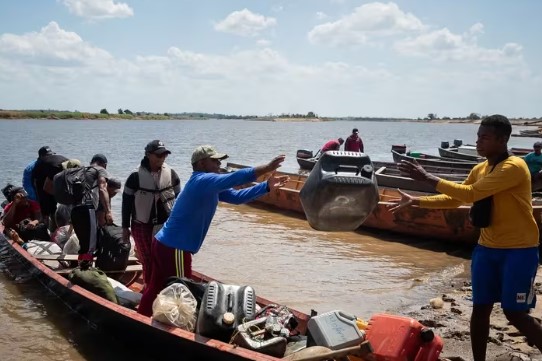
[130,222,154,285]
[137,237,192,317]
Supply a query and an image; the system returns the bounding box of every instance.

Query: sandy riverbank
[402,268,542,361]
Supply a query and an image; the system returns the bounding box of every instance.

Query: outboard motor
[453,139,463,147]
[297,149,314,159]
[300,151,379,231]
[440,141,450,149]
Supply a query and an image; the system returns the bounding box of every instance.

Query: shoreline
[1,116,540,126]
[1,111,540,125]
[399,268,542,361]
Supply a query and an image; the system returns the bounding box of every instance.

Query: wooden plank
[54,264,143,275]
[34,254,139,262]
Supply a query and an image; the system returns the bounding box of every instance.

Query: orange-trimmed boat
[0,223,313,361]
[227,163,542,244]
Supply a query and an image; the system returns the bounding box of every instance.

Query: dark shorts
[471,245,538,310]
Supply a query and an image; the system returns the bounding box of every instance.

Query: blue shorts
[471,245,539,311]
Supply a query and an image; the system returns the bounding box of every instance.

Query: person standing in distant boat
[122,140,181,287]
[389,115,542,361]
[137,146,289,316]
[345,128,364,152]
[321,138,344,153]
[524,141,542,189]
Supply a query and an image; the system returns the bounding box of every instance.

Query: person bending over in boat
[31,146,68,229]
[389,114,542,361]
[137,146,289,316]
[320,137,344,153]
[122,140,181,288]
[524,141,542,191]
[96,177,122,227]
[344,128,364,153]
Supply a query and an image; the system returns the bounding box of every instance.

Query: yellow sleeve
[418,165,480,209]
[435,159,524,203]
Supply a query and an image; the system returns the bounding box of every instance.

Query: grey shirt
[80,166,109,209]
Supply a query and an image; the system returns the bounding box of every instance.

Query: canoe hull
[296,157,316,170]
[0,230,287,361]
[231,165,479,244]
[392,150,477,170]
[438,147,482,161]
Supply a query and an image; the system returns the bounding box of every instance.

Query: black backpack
[53,166,98,205]
[95,224,131,272]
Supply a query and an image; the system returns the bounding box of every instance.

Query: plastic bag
[107,277,142,307]
[152,283,197,331]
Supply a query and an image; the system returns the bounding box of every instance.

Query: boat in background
[392,150,477,170]
[227,163,481,244]
[372,161,470,176]
[375,166,465,193]
[296,149,318,170]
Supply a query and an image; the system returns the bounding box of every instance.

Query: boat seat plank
[34,254,139,262]
[54,264,143,275]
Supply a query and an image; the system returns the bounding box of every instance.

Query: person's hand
[13,193,25,205]
[397,160,429,181]
[387,189,419,213]
[26,220,39,229]
[105,211,114,225]
[268,173,289,191]
[266,155,286,173]
[122,227,131,243]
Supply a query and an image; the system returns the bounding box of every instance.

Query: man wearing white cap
[138,145,289,316]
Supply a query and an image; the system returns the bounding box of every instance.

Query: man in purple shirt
[138,145,289,316]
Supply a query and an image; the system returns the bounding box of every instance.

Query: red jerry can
[365,313,443,361]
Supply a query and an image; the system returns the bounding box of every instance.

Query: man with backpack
[54,154,111,266]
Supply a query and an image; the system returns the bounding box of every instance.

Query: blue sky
[0,0,541,118]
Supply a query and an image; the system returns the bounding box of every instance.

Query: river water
[0,118,536,360]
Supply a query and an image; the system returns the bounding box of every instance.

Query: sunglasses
[153,153,168,158]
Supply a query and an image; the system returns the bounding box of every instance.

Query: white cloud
[308,2,425,46]
[0,21,113,66]
[256,39,271,47]
[60,0,133,20]
[394,27,524,65]
[0,21,539,118]
[214,9,277,37]
[316,12,328,20]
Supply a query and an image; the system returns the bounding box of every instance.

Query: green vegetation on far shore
[1,109,541,125]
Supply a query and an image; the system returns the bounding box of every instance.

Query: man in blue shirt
[138,145,288,316]
[524,141,542,190]
[22,160,38,201]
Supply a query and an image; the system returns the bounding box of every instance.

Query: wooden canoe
[372,161,471,176]
[438,147,483,162]
[375,167,465,193]
[392,150,478,170]
[0,224,311,361]
[227,163,481,244]
[296,157,316,171]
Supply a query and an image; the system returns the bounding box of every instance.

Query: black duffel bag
[95,224,131,272]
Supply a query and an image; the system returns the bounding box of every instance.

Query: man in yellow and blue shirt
[391,114,542,361]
